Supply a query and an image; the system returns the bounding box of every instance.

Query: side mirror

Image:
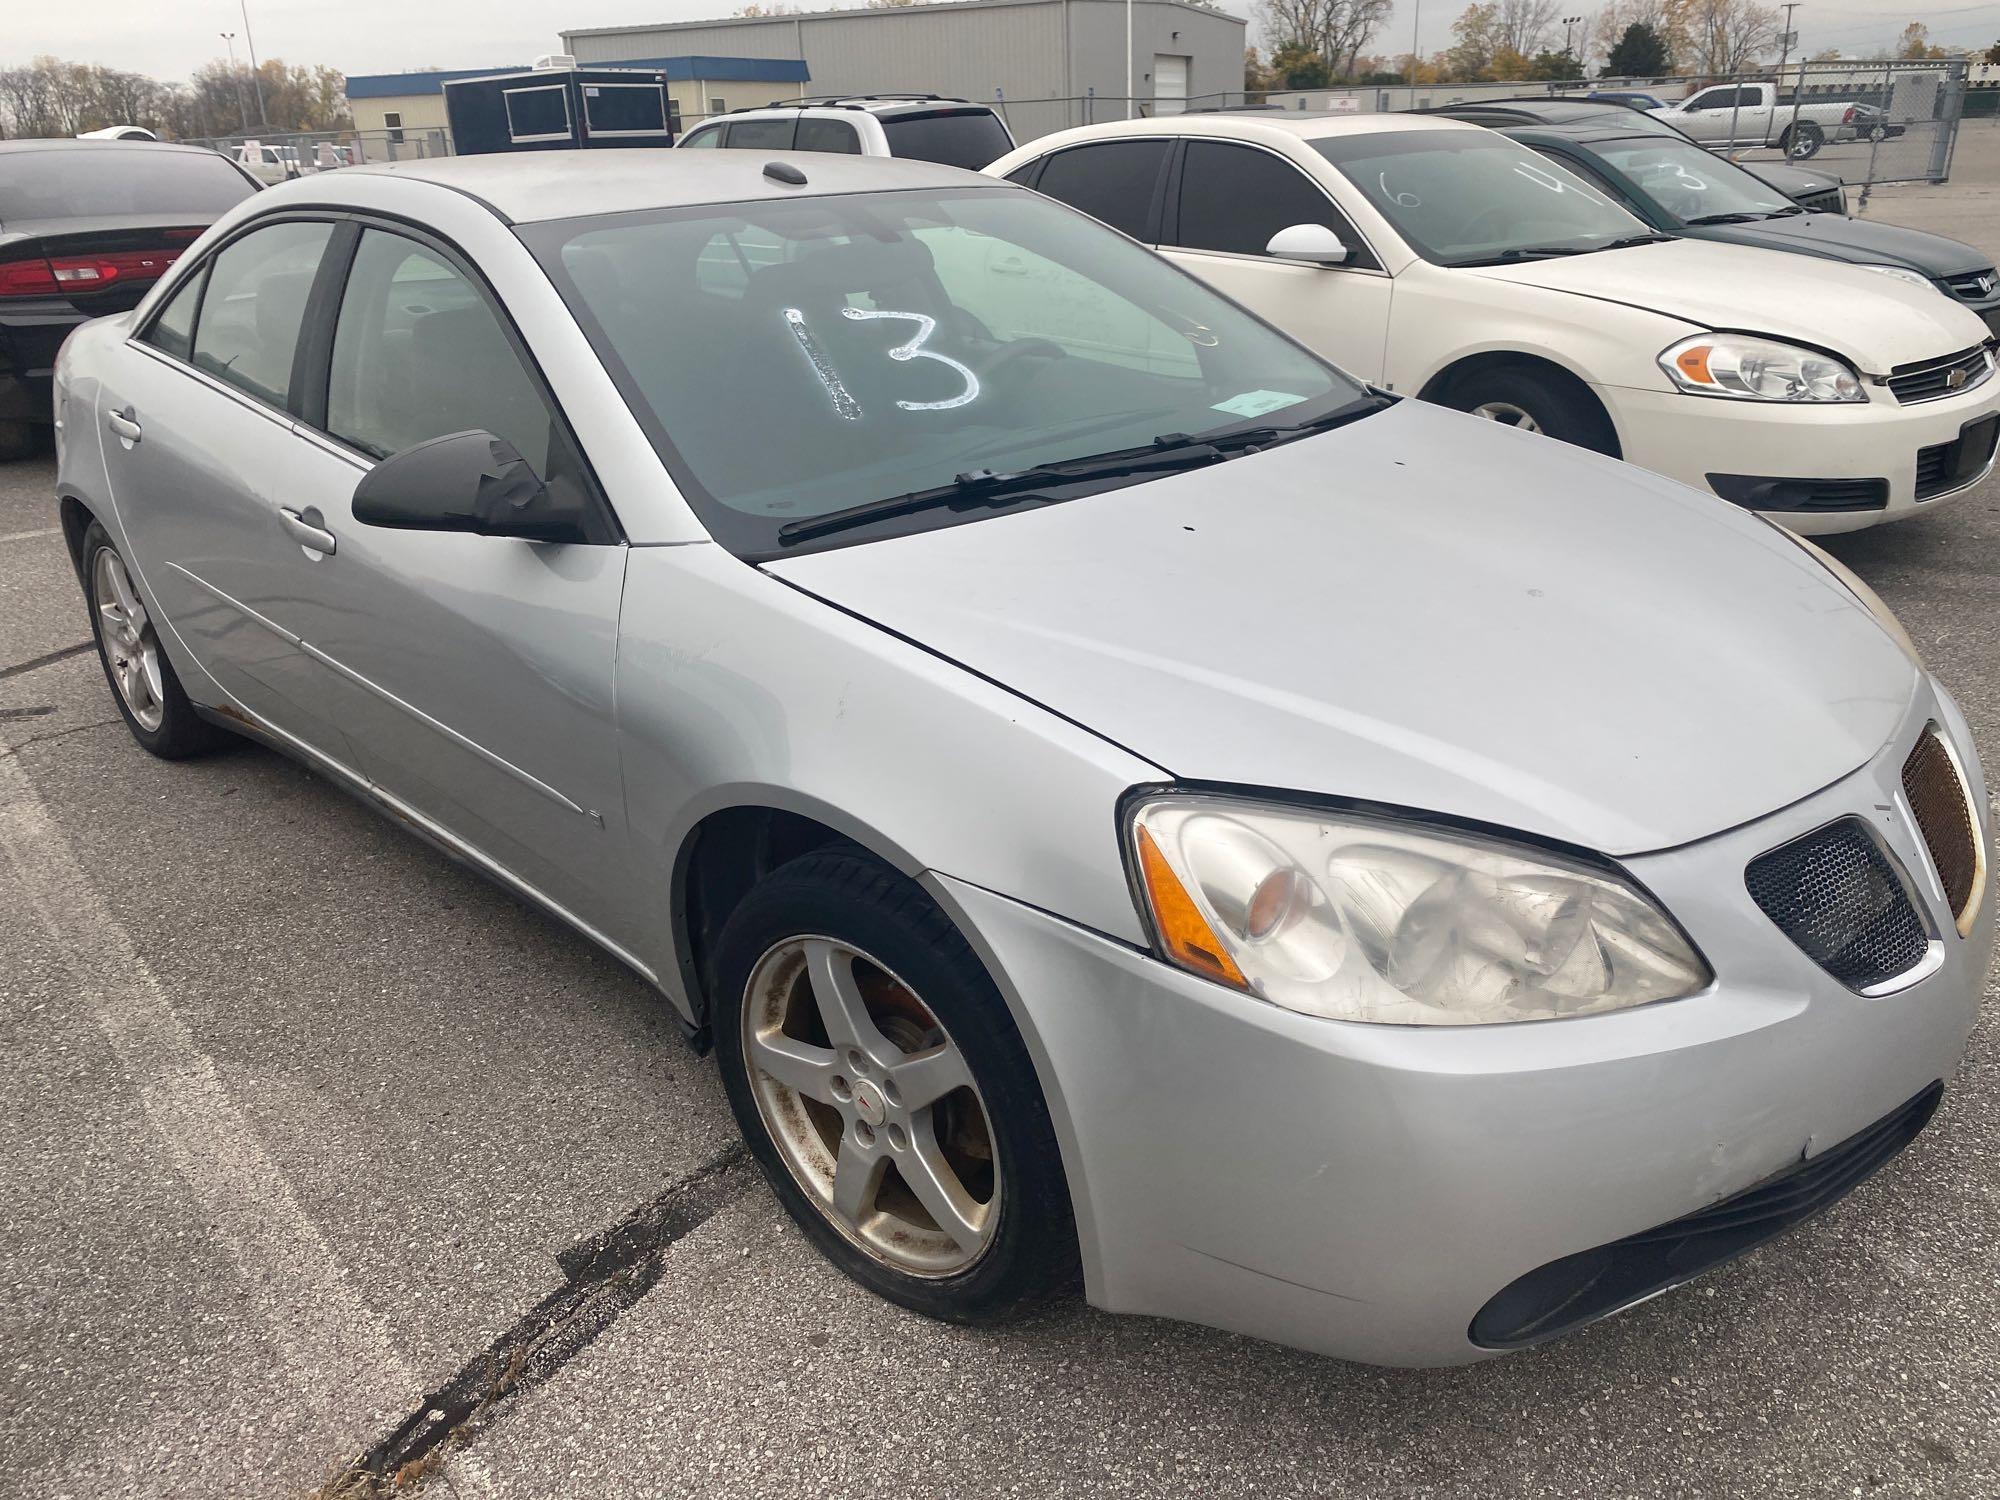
[1264,223,1351,265]
[351,430,591,544]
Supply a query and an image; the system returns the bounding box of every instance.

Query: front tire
[1439,366,1618,456]
[83,521,233,759]
[712,851,1078,1324]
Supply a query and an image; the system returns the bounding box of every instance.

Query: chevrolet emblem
[1947,366,1969,390]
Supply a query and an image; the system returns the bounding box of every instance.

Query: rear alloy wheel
[713,852,1078,1322]
[1781,121,1825,160]
[83,521,233,758]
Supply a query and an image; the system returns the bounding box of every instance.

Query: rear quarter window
[881,110,1014,170]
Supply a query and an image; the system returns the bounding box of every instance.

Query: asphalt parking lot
[6,152,2000,1500]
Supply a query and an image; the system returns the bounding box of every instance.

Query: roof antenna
[763,161,808,186]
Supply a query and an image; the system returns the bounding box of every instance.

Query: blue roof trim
[346,55,808,99]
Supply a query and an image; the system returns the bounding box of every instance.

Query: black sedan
[0,139,260,459]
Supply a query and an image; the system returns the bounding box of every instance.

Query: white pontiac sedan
[990,113,2000,534]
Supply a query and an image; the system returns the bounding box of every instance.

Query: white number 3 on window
[841,307,982,411]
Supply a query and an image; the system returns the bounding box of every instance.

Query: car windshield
[1572,109,1690,138]
[524,185,1359,555]
[0,148,255,223]
[1311,131,1651,266]
[1589,136,1795,222]
[880,109,1015,169]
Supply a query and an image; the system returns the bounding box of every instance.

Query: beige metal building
[562,0,1248,143]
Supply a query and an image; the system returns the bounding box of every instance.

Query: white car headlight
[1857,263,1935,290]
[1127,794,1712,1025]
[1660,334,1864,402]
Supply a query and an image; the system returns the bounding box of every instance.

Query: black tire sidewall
[82,522,229,759]
[711,851,1078,1324]
[1444,368,1612,454]
[1785,123,1823,159]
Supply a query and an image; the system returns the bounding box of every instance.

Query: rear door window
[795,118,863,154]
[1172,140,1372,265]
[879,109,1014,169]
[188,219,333,407]
[726,117,796,150]
[1030,140,1170,240]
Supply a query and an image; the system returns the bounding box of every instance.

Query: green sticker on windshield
[1211,390,1304,418]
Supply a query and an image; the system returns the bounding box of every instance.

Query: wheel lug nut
[855,1121,875,1147]
[848,1051,869,1075]
[886,1123,907,1152]
[831,1075,851,1101]
[880,1078,900,1108]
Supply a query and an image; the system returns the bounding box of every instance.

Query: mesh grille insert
[1902,728,1980,923]
[1745,819,1929,989]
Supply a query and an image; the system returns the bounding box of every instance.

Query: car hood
[1463,237,1990,370]
[1702,213,1991,279]
[1742,160,1839,198]
[766,401,1918,858]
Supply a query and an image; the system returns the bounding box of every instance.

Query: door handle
[279,505,337,556]
[107,407,143,444]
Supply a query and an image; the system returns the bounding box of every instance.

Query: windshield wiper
[1453,246,1593,266]
[1685,211,1779,226]
[776,393,1392,545]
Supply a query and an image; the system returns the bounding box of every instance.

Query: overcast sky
[5,0,1984,83]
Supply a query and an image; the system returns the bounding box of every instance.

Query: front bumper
[931,686,1991,1367]
[1605,377,2000,535]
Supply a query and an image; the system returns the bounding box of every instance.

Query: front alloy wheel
[712,851,1078,1323]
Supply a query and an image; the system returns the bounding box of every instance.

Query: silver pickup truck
[1648,81,1862,159]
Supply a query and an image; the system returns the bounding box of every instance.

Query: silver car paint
[51,157,1990,1365]
[770,400,1920,857]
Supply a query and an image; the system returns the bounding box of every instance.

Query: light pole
[1406,0,1421,91]
[1562,14,1585,73]
[220,32,250,132]
[239,0,269,130]
[1776,2,1802,76]
[1126,0,1133,119]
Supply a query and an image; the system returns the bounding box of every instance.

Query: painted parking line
[0,746,495,1500]
[0,527,62,544]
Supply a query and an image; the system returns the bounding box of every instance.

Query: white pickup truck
[1648,82,1862,159]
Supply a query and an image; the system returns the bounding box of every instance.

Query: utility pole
[1776,2,1801,76]
[220,32,250,131]
[1406,0,1421,90]
[240,0,269,130]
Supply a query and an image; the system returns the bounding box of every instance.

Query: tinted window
[190,219,332,407]
[506,85,570,141]
[144,266,205,361]
[325,229,553,470]
[584,83,667,135]
[726,118,796,150]
[680,124,723,149]
[795,118,862,155]
[1032,140,1169,240]
[1591,137,1794,222]
[529,186,1353,556]
[880,109,1014,169]
[1175,140,1367,262]
[0,148,255,222]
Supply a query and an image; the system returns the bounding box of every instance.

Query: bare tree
[1671,0,1779,74]
[1256,0,1393,79]
[1496,0,1564,57]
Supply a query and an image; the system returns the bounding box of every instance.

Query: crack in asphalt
[0,717,122,759]
[320,1143,755,1496]
[0,641,94,681]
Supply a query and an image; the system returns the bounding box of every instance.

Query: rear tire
[1438,366,1618,457]
[82,521,234,759]
[1781,121,1825,160]
[712,851,1079,1325]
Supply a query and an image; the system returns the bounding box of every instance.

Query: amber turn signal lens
[1674,345,1714,384]
[1136,825,1247,989]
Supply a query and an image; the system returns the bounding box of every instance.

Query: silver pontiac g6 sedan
[52,152,1991,1366]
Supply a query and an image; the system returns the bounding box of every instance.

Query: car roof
[1029,112,1488,149]
[0,138,230,161]
[339,148,999,223]
[730,95,992,118]
[1429,98,1650,126]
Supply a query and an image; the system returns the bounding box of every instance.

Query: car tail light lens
[0,247,184,298]
[1843,106,1856,124]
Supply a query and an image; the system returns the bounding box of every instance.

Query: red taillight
[1843,105,1856,124]
[0,258,60,297]
[49,247,185,289]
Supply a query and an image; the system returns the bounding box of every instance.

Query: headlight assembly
[1660,334,1864,402]
[1128,794,1711,1025]
[1857,264,1936,291]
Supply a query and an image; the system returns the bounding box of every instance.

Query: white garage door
[1153,54,1190,115]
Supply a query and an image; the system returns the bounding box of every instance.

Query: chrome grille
[1745,820,1929,990]
[1944,268,1997,301]
[1797,186,1846,215]
[1902,727,1983,929]
[1888,346,1993,405]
